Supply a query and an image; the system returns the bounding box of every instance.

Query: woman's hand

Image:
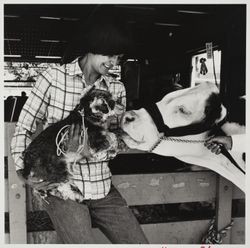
[66,123,82,153]
[16,169,60,191]
[204,136,232,155]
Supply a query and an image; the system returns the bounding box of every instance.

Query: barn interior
[4,4,246,244]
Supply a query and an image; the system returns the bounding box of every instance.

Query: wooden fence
[4,122,245,244]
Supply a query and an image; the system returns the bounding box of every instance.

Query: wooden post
[5,123,27,244]
[215,175,233,244]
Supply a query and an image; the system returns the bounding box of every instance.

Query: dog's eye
[108,100,115,110]
[95,100,109,114]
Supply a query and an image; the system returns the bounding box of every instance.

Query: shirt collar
[65,57,83,76]
[95,75,110,88]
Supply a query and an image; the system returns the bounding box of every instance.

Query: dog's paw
[50,182,85,202]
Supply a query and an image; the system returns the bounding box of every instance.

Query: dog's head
[75,87,116,128]
[121,82,227,150]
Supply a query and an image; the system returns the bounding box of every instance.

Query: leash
[149,135,208,153]
[55,109,88,157]
[219,145,245,174]
[201,218,234,244]
[149,136,246,174]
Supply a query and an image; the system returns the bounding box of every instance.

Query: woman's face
[90,54,123,75]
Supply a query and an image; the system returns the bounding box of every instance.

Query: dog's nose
[108,100,115,110]
[96,104,109,114]
[125,116,135,122]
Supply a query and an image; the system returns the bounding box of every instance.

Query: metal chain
[163,136,208,143]
[201,218,234,244]
[149,135,208,153]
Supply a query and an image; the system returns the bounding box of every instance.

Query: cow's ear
[215,104,227,124]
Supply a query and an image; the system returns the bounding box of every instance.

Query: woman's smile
[103,63,113,69]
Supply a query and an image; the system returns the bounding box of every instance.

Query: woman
[11,12,148,244]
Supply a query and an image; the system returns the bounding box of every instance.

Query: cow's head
[121,82,226,150]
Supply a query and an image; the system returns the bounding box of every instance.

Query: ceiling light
[4,15,19,18]
[4,38,21,41]
[63,17,80,21]
[5,55,21,57]
[126,59,138,62]
[177,10,208,14]
[40,16,61,20]
[155,22,180,27]
[35,56,62,59]
[40,40,60,43]
[114,5,155,11]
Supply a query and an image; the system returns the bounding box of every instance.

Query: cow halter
[144,103,220,137]
[144,103,245,175]
[143,102,217,153]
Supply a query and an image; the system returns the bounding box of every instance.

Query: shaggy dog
[22,87,119,202]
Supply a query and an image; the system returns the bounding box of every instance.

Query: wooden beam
[6,123,27,244]
[215,175,233,244]
[113,172,217,205]
[26,218,245,244]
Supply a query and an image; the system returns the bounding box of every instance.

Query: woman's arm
[10,68,52,171]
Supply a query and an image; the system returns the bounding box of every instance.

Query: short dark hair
[62,11,133,64]
[84,14,133,56]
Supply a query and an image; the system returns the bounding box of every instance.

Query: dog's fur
[22,87,118,201]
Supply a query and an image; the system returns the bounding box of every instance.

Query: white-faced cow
[121,82,245,192]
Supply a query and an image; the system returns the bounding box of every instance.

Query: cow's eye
[179,106,191,115]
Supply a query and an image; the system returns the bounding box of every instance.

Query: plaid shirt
[11,58,126,200]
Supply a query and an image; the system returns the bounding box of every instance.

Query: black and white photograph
[2,2,247,246]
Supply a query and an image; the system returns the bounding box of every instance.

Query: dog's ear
[108,99,115,110]
[78,85,97,110]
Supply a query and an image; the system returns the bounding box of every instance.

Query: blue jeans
[42,185,149,244]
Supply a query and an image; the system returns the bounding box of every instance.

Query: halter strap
[144,103,217,137]
[143,103,166,133]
